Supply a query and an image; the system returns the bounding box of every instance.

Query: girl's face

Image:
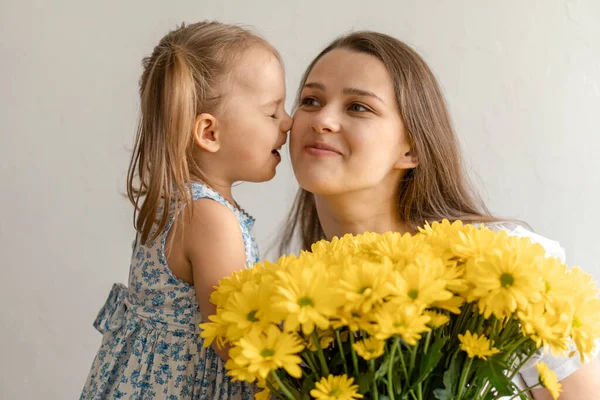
[217,46,292,183]
[290,49,416,196]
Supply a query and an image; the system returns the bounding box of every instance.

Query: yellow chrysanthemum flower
[373,303,431,344]
[274,263,340,335]
[366,231,425,268]
[518,303,570,356]
[311,235,356,261]
[465,235,545,319]
[536,362,562,399]
[255,388,271,400]
[419,219,469,262]
[453,226,504,260]
[538,257,572,307]
[199,314,228,349]
[570,296,600,361]
[220,280,280,341]
[299,329,335,352]
[225,345,257,383]
[386,259,453,309]
[310,374,364,400]
[262,254,299,276]
[424,310,450,328]
[432,295,465,314]
[210,266,262,308]
[237,324,304,379]
[353,337,385,360]
[567,266,600,299]
[254,376,275,400]
[332,308,376,333]
[458,331,500,360]
[337,256,393,313]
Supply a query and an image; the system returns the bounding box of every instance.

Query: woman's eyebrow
[303,82,385,105]
[343,88,385,105]
[304,82,325,90]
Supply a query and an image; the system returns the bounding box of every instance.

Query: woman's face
[290,49,416,196]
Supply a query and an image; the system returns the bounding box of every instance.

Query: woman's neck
[314,187,410,240]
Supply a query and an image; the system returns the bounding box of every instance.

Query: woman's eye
[349,103,369,112]
[270,114,277,119]
[300,97,320,107]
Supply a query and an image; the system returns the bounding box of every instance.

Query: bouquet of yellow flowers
[200,220,600,400]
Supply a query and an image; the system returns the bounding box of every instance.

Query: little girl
[80,21,291,399]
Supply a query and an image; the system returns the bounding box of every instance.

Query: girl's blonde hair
[127,21,276,245]
[280,31,499,253]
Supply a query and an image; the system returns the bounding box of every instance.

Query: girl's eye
[300,97,321,107]
[270,114,277,119]
[349,103,369,112]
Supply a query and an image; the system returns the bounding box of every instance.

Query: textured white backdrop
[1,0,598,398]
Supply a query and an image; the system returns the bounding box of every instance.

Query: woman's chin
[296,176,342,196]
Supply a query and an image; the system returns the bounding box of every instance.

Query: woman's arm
[531,356,600,399]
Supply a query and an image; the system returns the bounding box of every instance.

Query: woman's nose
[312,107,341,134]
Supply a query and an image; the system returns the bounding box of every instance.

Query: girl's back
[81,183,258,399]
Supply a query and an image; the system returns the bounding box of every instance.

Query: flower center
[359,286,372,295]
[500,273,514,287]
[298,296,313,307]
[329,388,341,397]
[408,289,419,300]
[247,310,259,322]
[261,348,275,358]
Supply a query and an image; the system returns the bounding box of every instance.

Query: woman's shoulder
[483,221,566,262]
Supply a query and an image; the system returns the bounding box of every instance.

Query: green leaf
[301,375,315,400]
[413,338,447,385]
[374,356,391,380]
[433,353,460,400]
[478,356,514,397]
[357,371,375,394]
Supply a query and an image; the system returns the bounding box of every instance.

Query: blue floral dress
[80,183,260,399]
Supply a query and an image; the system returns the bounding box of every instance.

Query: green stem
[409,341,419,374]
[398,346,410,383]
[266,379,286,400]
[370,359,379,400]
[348,331,359,376]
[302,350,320,379]
[335,330,349,376]
[456,357,473,400]
[409,342,422,400]
[491,317,499,338]
[508,350,537,380]
[270,371,297,400]
[387,337,400,398]
[423,331,432,354]
[508,384,541,400]
[312,330,330,376]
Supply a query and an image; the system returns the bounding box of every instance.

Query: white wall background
[1,0,598,398]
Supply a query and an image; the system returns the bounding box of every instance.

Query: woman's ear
[394,149,419,170]
[193,113,220,153]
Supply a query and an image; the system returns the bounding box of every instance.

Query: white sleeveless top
[486,222,599,397]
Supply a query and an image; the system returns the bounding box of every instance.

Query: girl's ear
[193,113,220,152]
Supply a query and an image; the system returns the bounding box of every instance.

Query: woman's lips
[304,142,342,157]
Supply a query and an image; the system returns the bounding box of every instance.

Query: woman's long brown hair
[280,31,498,253]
